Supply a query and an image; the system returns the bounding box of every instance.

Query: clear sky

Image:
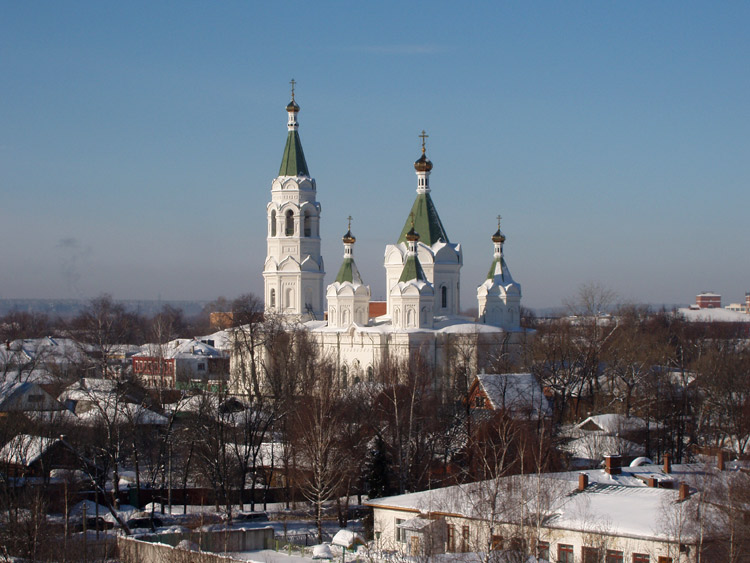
[2,1,749,310]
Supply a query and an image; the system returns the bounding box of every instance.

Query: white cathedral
[258,88,527,383]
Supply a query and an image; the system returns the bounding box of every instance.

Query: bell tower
[262,81,325,320]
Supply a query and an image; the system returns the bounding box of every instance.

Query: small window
[606,550,624,563]
[583,546,601,563]
[446,525,455,552]
[367,366,374,382]
[474,395,484,408]
[461,525,469,552]
[657,558,673,563]
[632,555,650,563]
[27,394,44,403]
[285,210,294,236]
[491,535,503,551]
[304,211,311,237]
[441,286,448,308]
[270,289,276,308]
[558,544,574,563]
[537,541,549,560]
[197,363,206,371]
[271,210,277,236]
[395,519,405,543]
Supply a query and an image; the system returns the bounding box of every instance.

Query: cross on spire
[347,215,352,230]
[409,211,415,227]
[290,78,296,100]
[497,214,502,229]
[419,130,429,154]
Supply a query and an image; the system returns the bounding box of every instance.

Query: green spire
[335,257,359,284]
[397,193,449,245]
[486,256,508,283]
[279,130,310,177]
[398,252,428,283]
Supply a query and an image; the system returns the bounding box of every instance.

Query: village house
[367,454,742,562]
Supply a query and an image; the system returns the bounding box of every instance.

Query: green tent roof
[398,253,428,283]
[278,130,310,177]
[397,193,449,245]
[334,257,363,284]
[486,256,508,283]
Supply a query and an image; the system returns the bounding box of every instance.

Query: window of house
[461,526,469,552]
[657,558,673,563]
[490,535,503,550]
[285,210,294,236]
[474,395,484,408]
[441,286,448,308]
[583,546,601,563]
[304,211,311,237]
[446,525,455,552]
[558,544,574,563]
[606,550,624,563]
[632,555,650,563]
[270,289,276,308]
[197,363,206,371]
[537,541,549,560]
[367,365,374,382]
[395,519,405,543]
[271,210,277,236]
[509,537,525,552]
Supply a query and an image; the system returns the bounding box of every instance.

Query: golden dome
[286,99,300,112]
[343,229,356,244]
[492,227,506,244]
[414,153,433,172]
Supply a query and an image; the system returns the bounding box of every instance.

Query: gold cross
[419,130,428,153]
[347,215,353,230]
[410,211,415,227]
[497,214,502,229]
[290,78,296,100]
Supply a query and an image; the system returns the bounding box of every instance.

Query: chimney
[579,473,589,491]
[663,453,672,474]
[679,483,690,501]
[605,454,622,475]
[717,450,725,471]
[647,477,657,488]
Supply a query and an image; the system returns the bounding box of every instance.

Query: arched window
[304,211,311,237]
[285,288,294,309]
[367,365,374,382]
[341,365,348,388]
[269,289,276,308]
[407,308,415,327]
[271,210,277,237]
[342,309,350,326]
[285,210,294,236]
[441,286,448,309]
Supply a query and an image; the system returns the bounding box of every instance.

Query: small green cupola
[398,223,428,283]
[334,217,364,285]
[279,79,310,177]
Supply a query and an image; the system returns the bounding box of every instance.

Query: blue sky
[2,2,749,309]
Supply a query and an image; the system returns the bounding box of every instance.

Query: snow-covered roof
[0,434,60,467]
[368,463,714,542]
[561,434,644,461]
[307,315,509,336]
[474,373,550,418]
[331,529,365,548]
[677,307,750,323]
[75,401,168,426]
[134,338,226,359]
[575,414,647,434]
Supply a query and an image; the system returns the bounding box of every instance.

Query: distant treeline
[0,299,208,318]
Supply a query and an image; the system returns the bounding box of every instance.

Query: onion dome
[286,98,300,113]
[414,152,433,172]
[343,229,356,244]
[405,226,420,243]
[492,227,506,244]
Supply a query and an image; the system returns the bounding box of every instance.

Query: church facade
[247,89,529,388]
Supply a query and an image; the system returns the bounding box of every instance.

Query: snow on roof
[135,338,226,359]
[368,463,713,542]
[575,413,647,434]
[331,529,365,548]
[0,434,60,466]
[475,373,550,417]
[561,434,644,461]
[307,315,509,335]
[75,401,167,426]
[677,307,750,323]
